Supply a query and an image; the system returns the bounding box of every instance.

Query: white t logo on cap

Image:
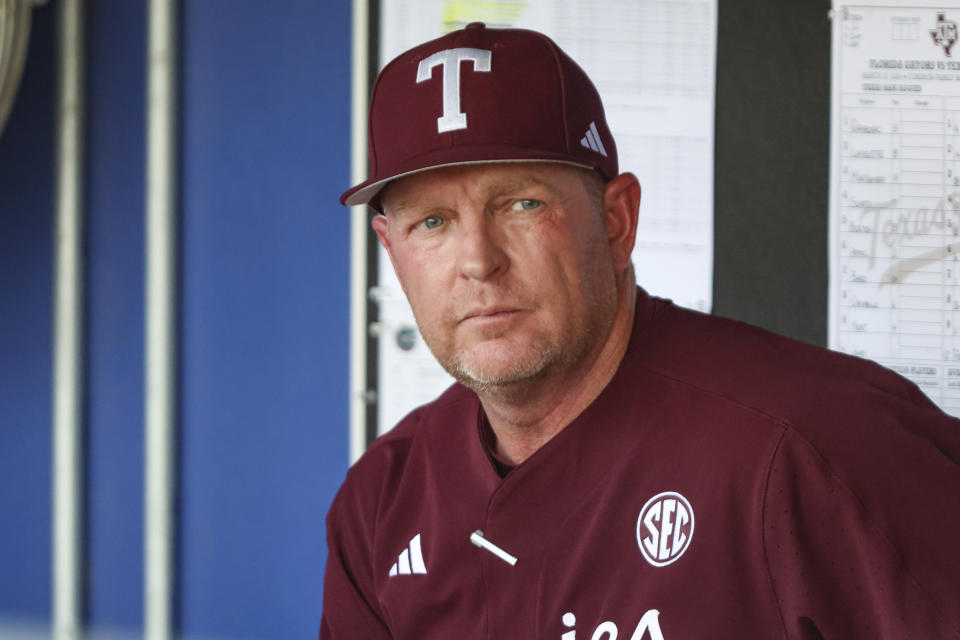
[416,48,492,133]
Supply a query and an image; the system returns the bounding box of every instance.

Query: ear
[371,213,391,250]
[602,172,641,272]
[371,214,401,275]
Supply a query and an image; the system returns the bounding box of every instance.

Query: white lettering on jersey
[562,612,576,640]
[637,492,694,567]
[591,621,619,639]
[560,610,665,640]
[416,48,492,133]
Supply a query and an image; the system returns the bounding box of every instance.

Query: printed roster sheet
[830,1,960,416]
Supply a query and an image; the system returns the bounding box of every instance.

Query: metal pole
[350,0,371,464]
[144,0,177,638]
[52,0,84,638]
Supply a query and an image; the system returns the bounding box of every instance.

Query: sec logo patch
[636,491,694,567]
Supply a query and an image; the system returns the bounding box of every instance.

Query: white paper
[829,1,960,416]
[376,0,718,433]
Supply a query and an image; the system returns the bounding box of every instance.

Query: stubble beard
[448,335,571,397]
[423,292,618,402]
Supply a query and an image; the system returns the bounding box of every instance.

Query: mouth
[460,307,523,324]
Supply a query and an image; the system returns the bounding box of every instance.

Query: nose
[456,214,508,281]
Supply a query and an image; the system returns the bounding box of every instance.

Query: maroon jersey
[320,288,960,639]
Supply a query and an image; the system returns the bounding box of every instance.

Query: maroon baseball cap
[340,22,618,211]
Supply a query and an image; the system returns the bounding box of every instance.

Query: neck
[478,278,637,465]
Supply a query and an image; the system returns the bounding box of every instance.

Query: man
[322,23,960,639]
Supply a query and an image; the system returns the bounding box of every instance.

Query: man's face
[373,162,622,393]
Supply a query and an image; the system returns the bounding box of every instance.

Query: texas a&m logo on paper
[931,12,958,57]
[636,491,694,567]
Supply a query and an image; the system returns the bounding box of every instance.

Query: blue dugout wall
[0,1,55,629]
[0,2,351,638]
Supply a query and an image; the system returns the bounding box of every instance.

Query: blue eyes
[422,215,444,230]
[416,199,541,231]
[513,199,542,211]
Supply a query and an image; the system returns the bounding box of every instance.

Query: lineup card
[376,0,718,433]
[830,2,960,416]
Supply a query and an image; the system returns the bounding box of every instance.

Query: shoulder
[762,406,960,634]
[633,292,960,486]
[628,294,960,629]
[327,383,479,529]
[354,382,478,471]
[632,293,944,430]
[631,290,960,532]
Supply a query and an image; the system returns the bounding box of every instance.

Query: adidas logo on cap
[580,121,608,157]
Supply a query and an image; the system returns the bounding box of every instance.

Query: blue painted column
[0,2,55,629]
[85,0,146,633]
[178,2,352,637]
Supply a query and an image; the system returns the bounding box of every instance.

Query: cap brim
[340,147,601,210]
